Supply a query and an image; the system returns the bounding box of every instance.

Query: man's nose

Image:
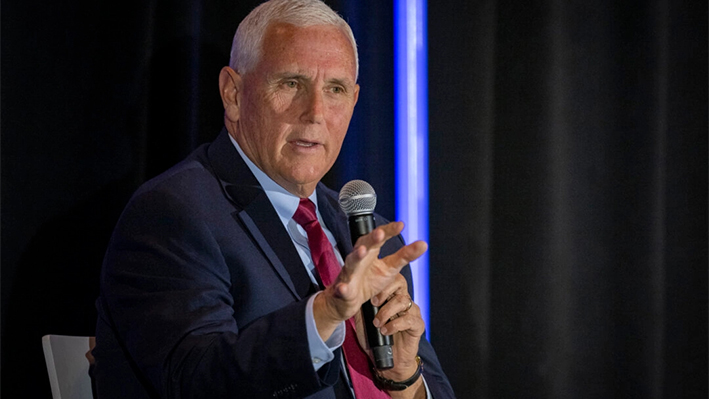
[301,89,325,124]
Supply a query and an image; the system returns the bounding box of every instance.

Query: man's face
[231,23,359,197]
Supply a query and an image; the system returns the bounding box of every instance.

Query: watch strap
[371,356,423,391]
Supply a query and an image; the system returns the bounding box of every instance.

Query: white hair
[229,0,359,80]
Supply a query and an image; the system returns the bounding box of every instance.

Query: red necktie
[293,198,390,398]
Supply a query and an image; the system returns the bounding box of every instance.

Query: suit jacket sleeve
[99,177,335,399]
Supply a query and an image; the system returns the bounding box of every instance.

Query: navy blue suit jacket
[93,129,455,399]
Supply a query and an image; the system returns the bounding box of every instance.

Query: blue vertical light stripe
[394,0,429,336]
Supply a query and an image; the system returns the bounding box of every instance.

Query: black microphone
[338,180,394,370]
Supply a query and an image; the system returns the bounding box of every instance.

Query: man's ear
[353,83,360,106]
[219,66,242,123]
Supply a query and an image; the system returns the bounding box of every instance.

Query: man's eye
[284,81,298,88]
[331,86,344,94]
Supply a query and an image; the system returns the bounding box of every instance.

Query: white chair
[42,335,96,399]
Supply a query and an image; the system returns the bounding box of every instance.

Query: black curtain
[2,0,706,398]
[429,0,707,398]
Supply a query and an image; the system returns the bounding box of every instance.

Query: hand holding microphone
[338,180,428,374]
[339,180,394,369]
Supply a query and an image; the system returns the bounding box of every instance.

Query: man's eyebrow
[269,72,355,87]
[272,72,308,81]
[328,77,355,88]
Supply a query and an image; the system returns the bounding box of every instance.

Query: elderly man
[93,1,455,398]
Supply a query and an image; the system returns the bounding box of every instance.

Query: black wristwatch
[371,356,423,391]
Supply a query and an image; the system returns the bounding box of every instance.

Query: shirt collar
[228,134,318,225]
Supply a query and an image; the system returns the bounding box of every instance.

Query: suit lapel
[207,129,315,300]
[236,194,316,299]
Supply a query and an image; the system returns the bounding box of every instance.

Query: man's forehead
[265,21,345,39]
[262,22,351,53]
[257,23,357,81]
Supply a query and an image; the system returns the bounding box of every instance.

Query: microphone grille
[338,180,377,216]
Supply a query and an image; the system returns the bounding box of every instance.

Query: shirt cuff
[305,292,346,371]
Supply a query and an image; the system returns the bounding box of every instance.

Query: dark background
[2,0,706,398]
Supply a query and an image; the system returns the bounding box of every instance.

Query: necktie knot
[293,198,318,228]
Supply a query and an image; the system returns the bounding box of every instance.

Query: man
[93,1,455,398]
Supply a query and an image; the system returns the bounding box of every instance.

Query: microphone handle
[348,213,395,370]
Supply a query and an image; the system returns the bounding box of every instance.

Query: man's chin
[277,176,321,198]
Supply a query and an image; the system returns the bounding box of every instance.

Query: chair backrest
[42,335,96,399]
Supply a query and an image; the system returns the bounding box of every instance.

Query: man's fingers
[346,222,415,273]
[373,292,414,326]
[337,221,428,323]
[352,221,404,251]
[371,274,407,306]
[379,304,425,336]
[383,240,428,270]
